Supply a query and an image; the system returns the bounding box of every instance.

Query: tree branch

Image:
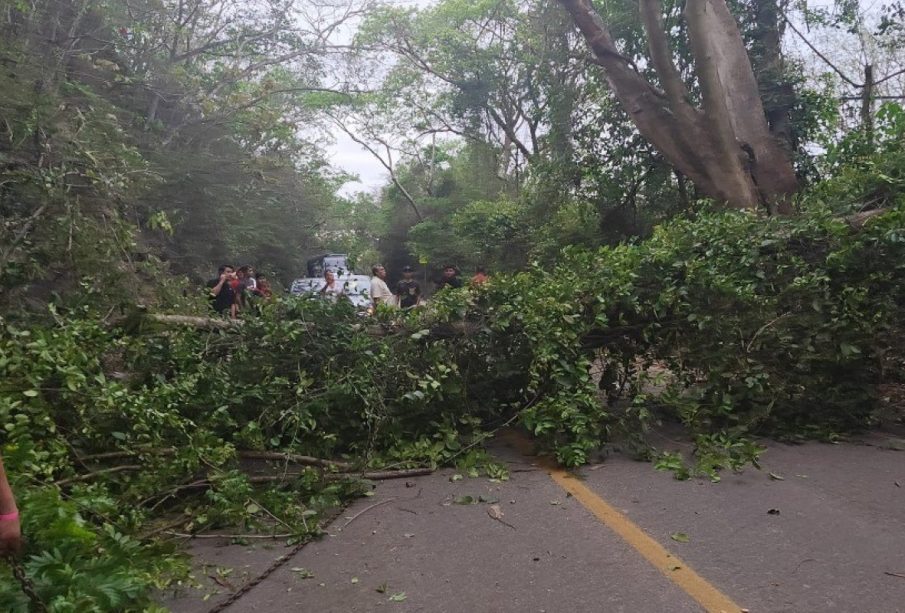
[327,113,424,222]
[639,0,691,113]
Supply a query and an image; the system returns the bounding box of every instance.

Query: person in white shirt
[320,270,344,301]
[370,264,395,308]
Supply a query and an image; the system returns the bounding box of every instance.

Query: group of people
[369,264,488,309]
[207,264,273,318]
[208,262,488,316]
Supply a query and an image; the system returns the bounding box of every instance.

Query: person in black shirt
[207,264,239,316]
[395,265,421,309]
[435,265,463,291]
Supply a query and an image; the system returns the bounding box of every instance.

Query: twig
[78,448,176,461]
[783,16,861,88]
[330,468,434,481]
[140,517,189,540]
[336,497,396,532]
[164,531,294,540]
[239,450,350,469]
[488,513,517,530]
[246,496,294,531]
[884,571,905,579]
[209,574,237,591]
[745,313,791,353]
[77,448,349,469]
[54,464,141,486]
[0,203,48,278]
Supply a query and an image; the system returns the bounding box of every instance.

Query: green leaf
[389,592,407,602]
[22,390,39,397]
[670,532,689,543]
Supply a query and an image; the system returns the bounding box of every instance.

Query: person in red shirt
[0,453,22,556]
[471,266,488,286]
[254,273,273,299]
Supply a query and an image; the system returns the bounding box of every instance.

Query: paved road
[164,431,905,613]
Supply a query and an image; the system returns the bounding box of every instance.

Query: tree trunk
[557,0,798,213]
[749,0,796,155]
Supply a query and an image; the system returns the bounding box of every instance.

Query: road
[164,430,905,613]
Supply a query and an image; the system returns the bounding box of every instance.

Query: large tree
[558,0,799,212]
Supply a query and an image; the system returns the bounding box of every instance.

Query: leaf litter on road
[487,504,516,529]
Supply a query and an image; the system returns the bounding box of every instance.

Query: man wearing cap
[395,265,422,309]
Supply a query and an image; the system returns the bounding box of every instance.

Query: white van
[289,274,373,314]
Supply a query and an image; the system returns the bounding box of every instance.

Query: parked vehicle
[305,253,350,278]
[289,273,373,314]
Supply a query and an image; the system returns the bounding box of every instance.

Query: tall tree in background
[558,0,799,212]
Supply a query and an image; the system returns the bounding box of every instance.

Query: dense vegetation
[1,0,903,610]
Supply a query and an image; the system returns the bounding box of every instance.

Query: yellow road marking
[504,432,743,613]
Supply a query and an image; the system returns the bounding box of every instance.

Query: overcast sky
[326,0,435,197]
[330,131,386,196]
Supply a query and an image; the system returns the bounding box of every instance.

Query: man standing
[207,265,239,317]
[395,265,421,309]
[370,264,395,308]
[436,265,463,291]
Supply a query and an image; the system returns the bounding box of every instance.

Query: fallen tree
[2,198,903,608]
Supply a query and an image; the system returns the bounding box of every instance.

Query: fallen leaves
[670,532,690,543]
[290,567,314,579]
[487,504,516,529]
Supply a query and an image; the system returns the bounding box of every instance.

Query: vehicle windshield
[289,275,370,308]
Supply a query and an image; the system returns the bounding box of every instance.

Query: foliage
[2,0,904,608]
[0,0,356,310]
[417,134,905,466]
[0,293,513,608]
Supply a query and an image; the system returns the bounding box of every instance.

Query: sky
[326,0,436,197]
[331,131,387,196]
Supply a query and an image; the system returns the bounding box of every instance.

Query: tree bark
[557,0,799,212]
[750,0,796,155]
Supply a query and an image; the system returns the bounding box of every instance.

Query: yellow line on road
[546,467,743,613]
[504,432,743,613]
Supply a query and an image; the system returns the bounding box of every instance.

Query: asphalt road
[164,431,905,613]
